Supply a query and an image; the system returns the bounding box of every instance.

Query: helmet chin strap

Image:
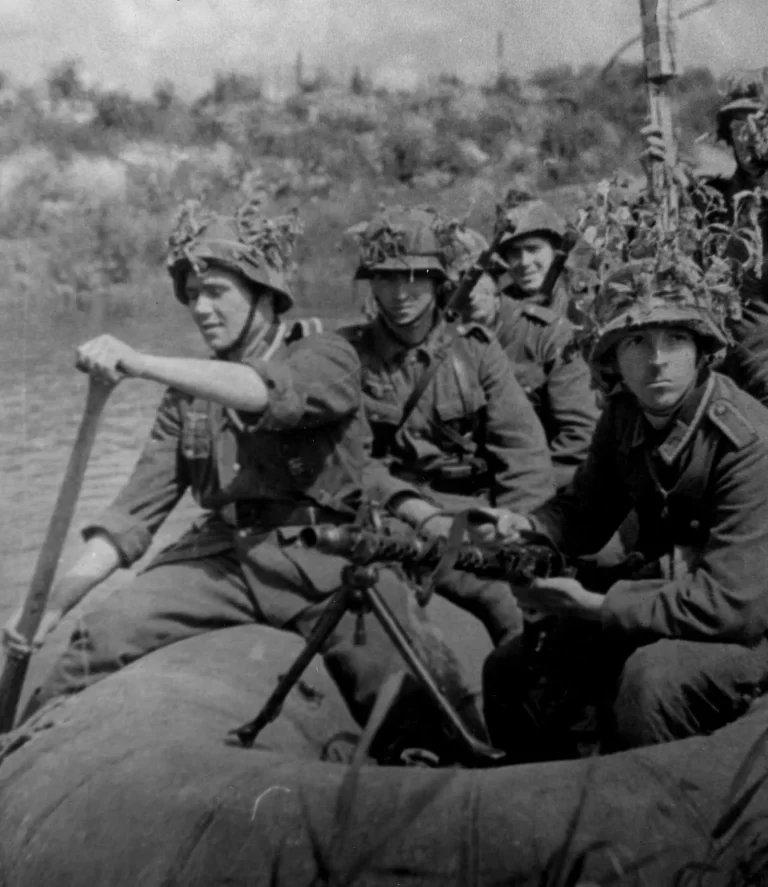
[214,293,276,361]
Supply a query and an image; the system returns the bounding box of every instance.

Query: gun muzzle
[299,525,346,549]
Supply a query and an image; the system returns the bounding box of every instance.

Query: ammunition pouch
[390,456,489,496]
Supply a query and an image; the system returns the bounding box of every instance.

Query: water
[0,298,213,691]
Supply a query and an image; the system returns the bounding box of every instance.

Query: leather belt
[222,500,352,530]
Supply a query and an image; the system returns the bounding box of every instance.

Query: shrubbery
[0,58,728,321]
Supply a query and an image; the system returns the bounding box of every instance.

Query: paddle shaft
[0,376,112,732]
[639,0,679,223]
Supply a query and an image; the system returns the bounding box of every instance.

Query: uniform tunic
[492,297,599,488]
[31,330,440,730]
[535,372,768,644]
[484,372,768,756]
[341,313,556,512]
[341,313,556,648]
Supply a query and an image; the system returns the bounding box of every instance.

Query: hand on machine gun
[448,507,606,622]
[299,513,567,607]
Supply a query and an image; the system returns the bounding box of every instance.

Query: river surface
[0,296,344,697]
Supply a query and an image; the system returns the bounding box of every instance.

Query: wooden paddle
[0,375,113,732]
[639,0,679,226]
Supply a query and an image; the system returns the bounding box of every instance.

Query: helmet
[716,68,768,143]
[351,206,451,280]
[589,261,729,371]
[498,200,565,252]
[166,202,298,314]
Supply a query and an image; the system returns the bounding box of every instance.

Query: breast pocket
[434,367,486,427]
[181,411,212,460]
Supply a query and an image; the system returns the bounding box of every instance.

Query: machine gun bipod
[230,525,566,767]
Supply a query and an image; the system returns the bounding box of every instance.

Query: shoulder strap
[394,320,462,433]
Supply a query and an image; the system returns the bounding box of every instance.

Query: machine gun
[299,524,566,605]
[230,524,568,766]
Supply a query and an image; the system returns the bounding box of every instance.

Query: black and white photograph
[1,1,767,884]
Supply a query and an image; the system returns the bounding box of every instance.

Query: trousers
[26,548,455,736]
[482,619,768,760]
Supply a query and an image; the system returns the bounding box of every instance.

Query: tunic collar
[370,313,443,366]
[629,374,716,465]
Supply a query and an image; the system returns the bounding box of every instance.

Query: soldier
[2,199,461,759]
[494,198,589,322]
[339,205,557,651]
[644,68,768,404]
[480,255,768,761]
[460,228,599,489]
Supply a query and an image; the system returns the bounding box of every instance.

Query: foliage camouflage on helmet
[349,205,468,280]
[570,175,764,390]
[498,179,537,214]
[716,67,768,144]
[497,199,566,251]
[167,198,303,314]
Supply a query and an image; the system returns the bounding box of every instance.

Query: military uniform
[492,297,599,488]
[31,329,430,727]
[484,372,768,757]
[495,272,578,323]
[494,198,595,326]
[343,314,555,510]
[341,312,556,646]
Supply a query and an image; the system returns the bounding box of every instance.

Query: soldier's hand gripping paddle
[0,375,113,732]
[639,0,679,226]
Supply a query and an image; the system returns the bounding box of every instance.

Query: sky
[0,0,766,98]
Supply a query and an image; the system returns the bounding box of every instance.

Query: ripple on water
[0,309,205,619]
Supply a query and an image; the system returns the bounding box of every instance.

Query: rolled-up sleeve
[242,334,362,432]
[602,437,768,645]
[82,389,189,566]
[479,337,556,512]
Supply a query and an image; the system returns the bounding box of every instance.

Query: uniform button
[690,519,700,531]
[237,528,249,538]
[233,462,241,473]
[714,403,727,416]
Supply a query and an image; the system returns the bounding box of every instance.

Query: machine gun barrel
[299,525,565,586]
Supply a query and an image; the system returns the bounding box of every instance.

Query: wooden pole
[639,0,679,225]
[0,376,112,731]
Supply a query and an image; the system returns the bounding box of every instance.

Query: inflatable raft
[0,612,766,886]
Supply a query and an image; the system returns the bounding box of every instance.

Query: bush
[41,197,165,310]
